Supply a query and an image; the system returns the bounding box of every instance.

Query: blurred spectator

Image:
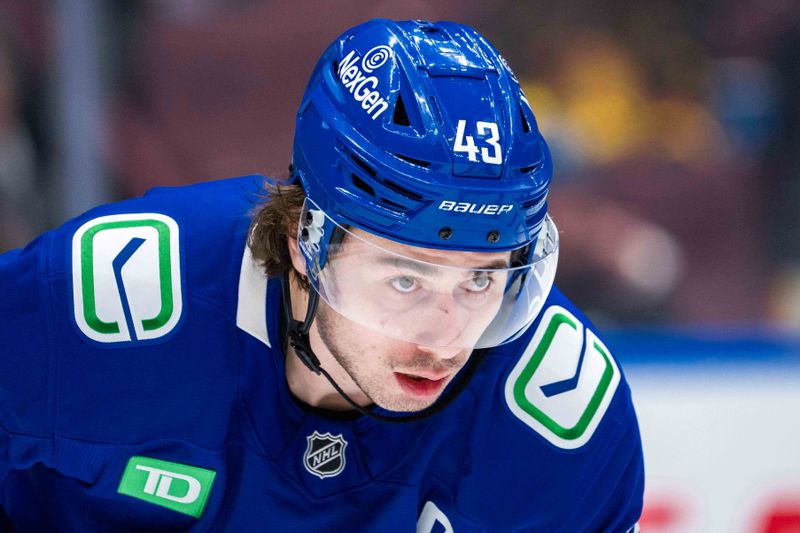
[0,35,40,251]
[705,0,800,326]
[109,0,484,197]
[764,26,800,328]
[0,1,53,253]
[0,0,798,328]
[518,31,770,325]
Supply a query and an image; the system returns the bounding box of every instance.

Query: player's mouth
[394,372,449,398]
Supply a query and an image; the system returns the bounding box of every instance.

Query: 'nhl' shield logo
[303,431,348,479]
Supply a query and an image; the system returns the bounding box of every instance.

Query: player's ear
[287,232,307,277]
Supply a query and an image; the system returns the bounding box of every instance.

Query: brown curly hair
[247,177,309,290]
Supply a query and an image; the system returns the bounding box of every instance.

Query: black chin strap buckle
[282,273,322,374]
[287,321,321,374]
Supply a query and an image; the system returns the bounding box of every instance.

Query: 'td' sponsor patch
[118,456,216,518]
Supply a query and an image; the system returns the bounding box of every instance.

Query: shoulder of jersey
[0,175,275,447]
[443,286,642,529]
[62,174,267,345]
[486,285,633,450]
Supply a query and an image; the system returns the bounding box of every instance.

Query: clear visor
[298,198,559,349]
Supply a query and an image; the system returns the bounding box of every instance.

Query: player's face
[312,229,511,412]
[318,228,510,349]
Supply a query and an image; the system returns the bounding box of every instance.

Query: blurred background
[0,0,798,530]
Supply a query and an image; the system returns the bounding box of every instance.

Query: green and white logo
[118,456,216,518]
[71,213,182,344]
[504,305,620,449]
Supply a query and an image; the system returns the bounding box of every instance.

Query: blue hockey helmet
[292,18,552,252]
[291,19,559,349]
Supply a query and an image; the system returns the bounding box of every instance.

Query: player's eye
[464,272,493,292]
[390,276,418,293]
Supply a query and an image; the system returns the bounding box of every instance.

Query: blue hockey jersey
[0,176,643,531]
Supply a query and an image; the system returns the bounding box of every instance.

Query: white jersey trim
[236,244,270,347]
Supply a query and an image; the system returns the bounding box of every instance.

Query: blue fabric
[0,176,642,531]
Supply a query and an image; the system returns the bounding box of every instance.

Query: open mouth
[394,372,448,397]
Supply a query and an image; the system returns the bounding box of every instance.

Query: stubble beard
[315,302,447,413]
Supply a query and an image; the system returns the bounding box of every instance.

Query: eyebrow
[372,256,510,275]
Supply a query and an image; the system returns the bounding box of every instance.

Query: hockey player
[0,19,643,531]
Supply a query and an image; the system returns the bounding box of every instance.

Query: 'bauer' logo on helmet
[438,200,514,215]
[337,47,392,120]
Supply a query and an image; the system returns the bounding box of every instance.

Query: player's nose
[411,293,470,351]
[413,342,464,362]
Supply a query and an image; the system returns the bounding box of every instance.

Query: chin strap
[280,274,486,423]
[282,273,321,374]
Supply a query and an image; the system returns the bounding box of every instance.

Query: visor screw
[438,227,453,240]
[487,231,500,244]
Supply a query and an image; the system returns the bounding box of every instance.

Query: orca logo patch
[505,305,620,449]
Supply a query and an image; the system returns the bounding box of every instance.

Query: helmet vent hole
[519,104,531,134]
[350,174,376,197]
[521,194,545,209]
[382,179,424,201]
[380,197,407,211]
[332,60,339,76]
[520,164,539,174]
[525,212,545,229]
[420,25,449,41]
[395,153,431,168]
[393,94,411,126]
[350,153,377,177]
